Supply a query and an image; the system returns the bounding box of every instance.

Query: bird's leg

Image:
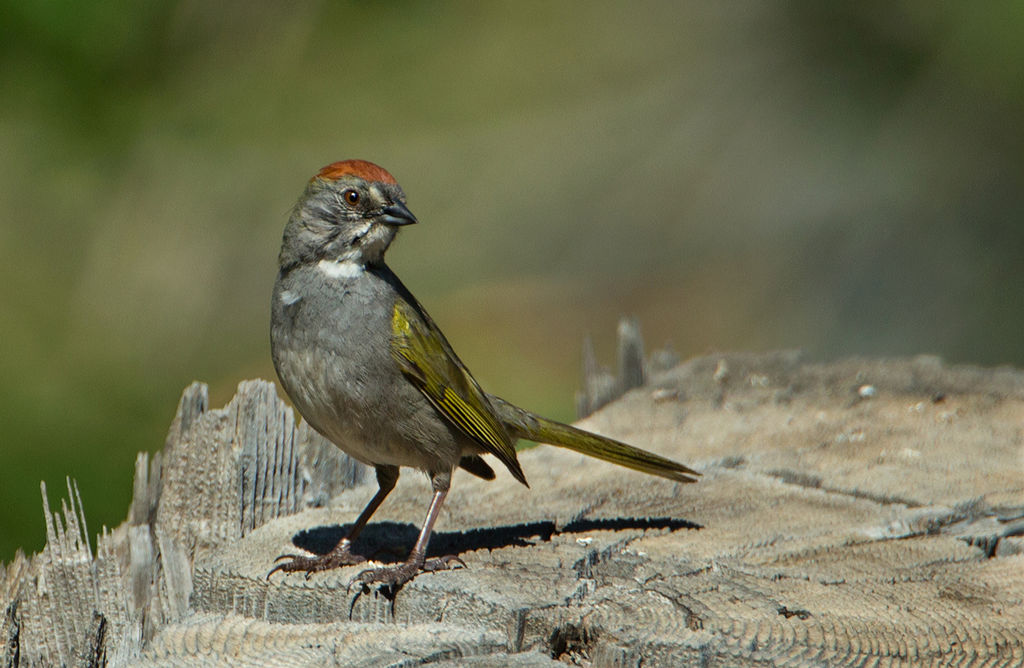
[268,465,398,579]
[351,471,464,589]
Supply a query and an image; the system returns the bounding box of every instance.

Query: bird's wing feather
[391,298,527,486]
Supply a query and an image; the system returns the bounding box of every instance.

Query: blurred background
[2,2,1023,561]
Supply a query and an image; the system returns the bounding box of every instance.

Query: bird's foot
[267,539,366,580]
[349,554,465,591]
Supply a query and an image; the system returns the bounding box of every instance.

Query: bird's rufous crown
[316,160,397,185]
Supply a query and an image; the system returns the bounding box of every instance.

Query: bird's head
[279,160,417,272]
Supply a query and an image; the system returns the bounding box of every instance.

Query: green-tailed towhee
[269,160,700,588]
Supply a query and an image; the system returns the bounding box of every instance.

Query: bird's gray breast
[270,261,461,470]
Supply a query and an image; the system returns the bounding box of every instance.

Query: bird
[268,159,700,588]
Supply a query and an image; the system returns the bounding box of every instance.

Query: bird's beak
[380,201,418,226]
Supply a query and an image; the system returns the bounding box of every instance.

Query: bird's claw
[266,540,366,581]
[266,556,302,580]
[347,554,466,593]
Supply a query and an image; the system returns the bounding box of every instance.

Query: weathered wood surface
[3,348,1023,666]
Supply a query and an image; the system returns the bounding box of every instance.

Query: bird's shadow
[287,516,702,564]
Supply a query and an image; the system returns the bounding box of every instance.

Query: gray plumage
[268,160,698,588]
[273,261,472,478]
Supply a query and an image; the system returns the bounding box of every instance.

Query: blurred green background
[2,2,1023,562]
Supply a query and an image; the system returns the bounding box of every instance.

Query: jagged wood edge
[1,379,365,666]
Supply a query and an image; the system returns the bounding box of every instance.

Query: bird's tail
[491,396,700,484]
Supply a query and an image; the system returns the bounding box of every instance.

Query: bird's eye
[343,189,360,206]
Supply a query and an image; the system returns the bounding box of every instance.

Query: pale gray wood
[0,378,366,667]
[616,316,646,393]
[575,334,619,418]
[2,349,1023,666]
[578,316,670,418]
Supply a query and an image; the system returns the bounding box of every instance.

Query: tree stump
[2,347,1023,666]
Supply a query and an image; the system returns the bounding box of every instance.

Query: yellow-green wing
[391,298,527,486]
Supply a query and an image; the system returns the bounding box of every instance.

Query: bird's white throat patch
[279,289,302,306]
[317,258,364,280]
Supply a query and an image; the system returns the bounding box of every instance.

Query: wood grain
[3,348,1023,666]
